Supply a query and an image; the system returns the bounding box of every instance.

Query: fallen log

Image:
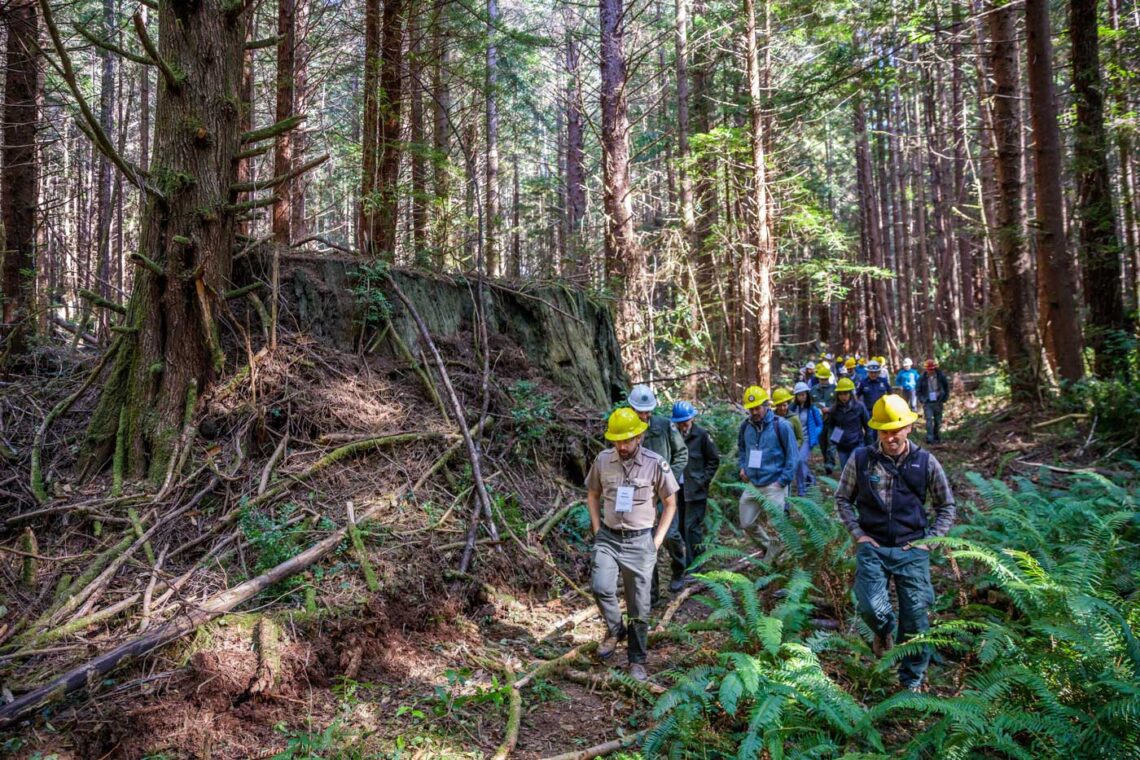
[541,728,652,760]
[0,493,396,729]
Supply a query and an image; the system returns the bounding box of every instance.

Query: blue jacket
[896,368,920,391]
[853,365,869,383]
[858,376,892,412]
[790,402,824,448]
[737,409,798,488]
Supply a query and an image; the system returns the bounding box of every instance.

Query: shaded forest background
[1,0,1139,431]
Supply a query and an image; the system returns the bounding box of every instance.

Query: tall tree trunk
[744,0,774,386]
[1025,0,1085,381]
[951,0,976,348]
[510,153,521,276]
[674,0,694,247]
[564,14,586,276]
[1108,0,1140,311]
[1071,0,1129,376]
[989,0,1047,403]
[81,0,255,481]
[410,4,428,265]
[0,0,40,356]
[372,0,405,260]
[95,0,117,338]
[359,0,381,255]
[430,0,450,268]
[691,0,720,373]
[290,0,309,241]
[599,0,645,375]
[273,0,295,247]
[485,0,501,276]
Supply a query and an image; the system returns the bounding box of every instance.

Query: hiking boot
[668,578,685,593]
[872,631,894,658]
[903,681,926,693]
[598,633,619,660]
[630,663,648,682]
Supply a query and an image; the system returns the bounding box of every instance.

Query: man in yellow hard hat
[737,385,798,525]
[835,394,957,692]
[585,407,680,682]
[823,377,871,470]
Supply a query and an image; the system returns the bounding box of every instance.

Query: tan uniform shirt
[585,446,680,530]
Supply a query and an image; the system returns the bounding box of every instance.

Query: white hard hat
[793,382,811,395]
[825,353,834,361]
[867,360,881,372]
[903,358,913,368]
[804,362,815,372]
[627,384,658,412]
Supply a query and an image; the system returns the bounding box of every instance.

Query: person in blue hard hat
[670,401,720,581]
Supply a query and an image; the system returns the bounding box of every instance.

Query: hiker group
[584,352,955,691]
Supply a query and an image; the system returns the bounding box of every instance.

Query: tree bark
[744,0,774,386]
[599,0,645,375]
[373,0,405,261]
[430,0,451,268]
[359,0,381,255]
[1071,0,1129,376]
[81,0,254,481]
[273,0,296,247]
[1025,0,1084,381]
[485,0,501,276]
[989,0,1047,403]
[674,0,695,248]
[564,12,586,276]
[410,4,428,265]
[1,0,41,356]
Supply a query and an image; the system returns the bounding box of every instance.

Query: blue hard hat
[670,401,697,423]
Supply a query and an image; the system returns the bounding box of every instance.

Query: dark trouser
[837,446,856,471]
[678,493,707,570]
[591,527,654,663]
[854,542,935,687]
[924,401,943,442]
[650,502,686,606]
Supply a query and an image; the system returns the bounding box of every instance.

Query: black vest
[853,445,930,547]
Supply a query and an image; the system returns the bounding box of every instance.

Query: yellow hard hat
[742,385,769,409]
[815,362,832,379]
[874,355,886,366]
[605,407,649,441]
[771,387,794,406]
[844,358,856,370]
[858,358,866,366]
[836,377,856,393]
[869,394,919,431]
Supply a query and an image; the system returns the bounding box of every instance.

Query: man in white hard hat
[627,385,689,601]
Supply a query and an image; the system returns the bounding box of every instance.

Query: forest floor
[0,337,1126,759]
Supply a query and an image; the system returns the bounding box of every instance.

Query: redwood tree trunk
[273,0,296,246]
[82,0,253,480]
[599,0,645,375]
[744,0,774,387]
[989,0,1047,403]
[1071,0,1129,376]
[485,0,501,276]
[1,0,41,356]
[1025,0,1084,381]
[372,0,405,260]
[564,14,586,275]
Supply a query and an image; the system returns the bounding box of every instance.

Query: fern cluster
[643,464,1140,759]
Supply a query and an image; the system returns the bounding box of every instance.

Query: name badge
[747,449,763,469]
[928,391,938,402]
[615,485,635,513]
[830,427,843,443]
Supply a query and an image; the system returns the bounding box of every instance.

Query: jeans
[854,542,935,687]
[592,527,655,663]
[650,501,686,606]
[794,440,815,496]
[837,447,855,471]
[678,494,707,570]
[924,401,943,442]
[903,388,918,411]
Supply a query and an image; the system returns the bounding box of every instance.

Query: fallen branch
[1030,413,1089,429]
[515,640,598,690]
[0,494,395,729]
[258,432,290,496]
[562,667,665,697]
[540,728,651,760]
[489,660,521,760]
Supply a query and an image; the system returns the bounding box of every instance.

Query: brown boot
[872,631,894,658]
[629,663,648,682]
[598,634,619,660]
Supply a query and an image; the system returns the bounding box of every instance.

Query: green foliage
[1059,374,1140,449]
[647,465,1140,758]
[349,260,393,330]
[507,380,554,454]
[239,502,337,593]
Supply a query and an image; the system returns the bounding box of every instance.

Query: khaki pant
[591,527,655,663]
[739,483,787,533]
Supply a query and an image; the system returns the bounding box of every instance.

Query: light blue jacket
[791,402,824,448]
[896,368,920,391]
[737,409,798,488]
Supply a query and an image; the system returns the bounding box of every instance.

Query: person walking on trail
[772,387,803,448]
[896,358,920,411]
[790,383,823,496]
[627,385,689,601]
[824,377,870,470]
[854,358,869,384]
[835,394,957,692]
[874,355,891,385]
[585,408,680,682]
[858,359,892,413]
[737,386,798,526]
[670,401,720,580]
[917,360,950,444]
[813,363,839,474]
